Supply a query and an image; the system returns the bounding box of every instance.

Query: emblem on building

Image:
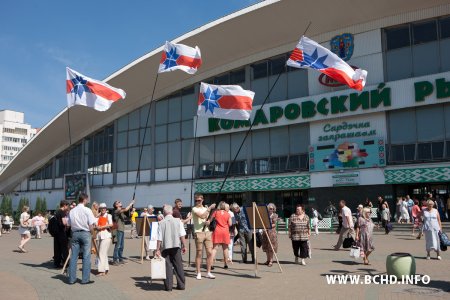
[319,33,355,87]
[330,33,354,61]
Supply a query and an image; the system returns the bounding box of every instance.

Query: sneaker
[119,260,128,264]
[295,257,299,264]
[426,256,431,260]
[206,273,215,279]
[111,261,121,266]
[196,273,202,280]
[145,256,151,261]
[437,256,442,260]
[301,259,306,266]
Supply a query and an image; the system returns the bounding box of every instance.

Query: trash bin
[386,252,416,279]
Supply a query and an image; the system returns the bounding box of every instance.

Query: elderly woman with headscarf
[355,207,375,265]
[261,203,279,267]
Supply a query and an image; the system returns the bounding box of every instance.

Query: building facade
[0,110,36,171]
[1,0,450,217]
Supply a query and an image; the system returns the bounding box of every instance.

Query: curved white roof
[1,0,449,193]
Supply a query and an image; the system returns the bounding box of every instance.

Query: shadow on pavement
[331,260,359,265]
[21,261,62,274]
[416,279,450,293]
[51,274,69,284]
[132,276,165,291]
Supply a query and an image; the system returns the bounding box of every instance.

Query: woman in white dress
[311,208,319,235]
[18,206,32,253]
[422,199,442,260]
[96,203,112,276]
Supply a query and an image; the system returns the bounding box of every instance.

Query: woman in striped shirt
[288,204,310,265]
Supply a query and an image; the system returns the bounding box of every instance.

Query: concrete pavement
[0,227,449,300]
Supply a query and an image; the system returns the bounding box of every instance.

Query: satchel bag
[439,231,450,246]
[343,234,355,249]
[151,257,166,280]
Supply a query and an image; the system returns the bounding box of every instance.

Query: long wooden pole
[255,203,283,273]
[140,215,148,264]
[253,202,258,277]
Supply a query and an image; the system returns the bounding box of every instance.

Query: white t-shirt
[68,203,97,232]
[341,206,353,228]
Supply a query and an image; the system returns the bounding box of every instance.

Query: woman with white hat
[96,203,112,276]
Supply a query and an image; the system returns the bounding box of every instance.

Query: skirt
[424,230,440,251]
[19,226,30,235]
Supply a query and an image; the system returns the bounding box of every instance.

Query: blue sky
[0,0,260,128]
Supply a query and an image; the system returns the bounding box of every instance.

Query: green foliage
[35,197,42,214]
[0,195,13,216]
[41,197,47,213]
[14,197,29,223]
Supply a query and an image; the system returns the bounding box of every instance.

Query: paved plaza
[0,227,449,300]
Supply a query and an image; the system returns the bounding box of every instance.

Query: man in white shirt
[67,193,97,285]
[333,200,355,250]
[156,205,186,291]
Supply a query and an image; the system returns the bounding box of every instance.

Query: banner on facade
[64,173,90,200]
[309,138,386,172]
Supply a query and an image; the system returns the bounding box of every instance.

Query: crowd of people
[4,191,448,291]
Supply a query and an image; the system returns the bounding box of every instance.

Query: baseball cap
[99,203,107,208]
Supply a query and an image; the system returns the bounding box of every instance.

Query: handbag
[439,231,450,246]
[255,231,262,248]
[151,257,166,280]
[343,234,355,249]
[386,222,393,232]
[208,217,217,232]
[349,245,361,258]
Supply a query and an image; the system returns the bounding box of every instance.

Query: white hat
[99,203,107,208]
[148,205,154,210]
[357,204,363,209]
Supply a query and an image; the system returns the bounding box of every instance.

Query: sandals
[267,261,273,267]
[96,272,106,277]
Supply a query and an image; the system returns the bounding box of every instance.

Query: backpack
[48,215,58,237]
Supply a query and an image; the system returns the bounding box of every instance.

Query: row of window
[384,16,450,81]
[1,155,13,161]
[2,136,27,143]
[2,145,21,151]
[2,127,28,135]
[389,141,450,163]
[198,154,309,178]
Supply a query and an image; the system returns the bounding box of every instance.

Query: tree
[1,195,13,216]
[41,197,47,213]
[15,197,29,223]
[35,197,42,214]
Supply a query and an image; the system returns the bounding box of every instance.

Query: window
[385,25,410,50]
[413,21,437,44]
[252,158,270,174]
[384,17,449,80]
[388,104,450,164]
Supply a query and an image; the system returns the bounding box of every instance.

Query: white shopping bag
[349,246,360,258]
[151,257,166,280]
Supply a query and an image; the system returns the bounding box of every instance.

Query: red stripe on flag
[218,95,253,110]
[198,93,205,105]
[176,55,202,69]
[160,52,167,64]
[198,94,253,110]
[289,48,303,61]
[320,68,364,91]
[86,82,123,101]
[66,80,74,93]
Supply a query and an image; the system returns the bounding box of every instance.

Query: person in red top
[211,201,232,269]
[411,199,421,236]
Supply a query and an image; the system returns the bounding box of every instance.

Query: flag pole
[215,21,312,200]
[67,107,72,147]
[188,114,199,267]
[133,73,160,201]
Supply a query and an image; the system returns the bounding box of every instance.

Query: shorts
[195,231,213,251]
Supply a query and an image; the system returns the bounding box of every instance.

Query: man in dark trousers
[53,200,69,268]
[156,205,186,291]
